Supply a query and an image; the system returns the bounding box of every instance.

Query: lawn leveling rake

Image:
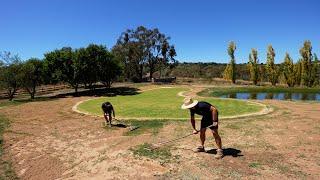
[146,122,217,150]
[113,118,140,131]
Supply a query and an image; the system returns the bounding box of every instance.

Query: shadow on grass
[0,97,63,108]
[65,87,140,97]
[0,87,140,108]
[206,148,243,157]
[111,123,127,128]
[102,119,167,136]
[123,120,166,136]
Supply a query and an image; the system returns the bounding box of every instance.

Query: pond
[220,92,320,101]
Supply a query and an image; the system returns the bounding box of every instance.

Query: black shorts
[200,114,218,130]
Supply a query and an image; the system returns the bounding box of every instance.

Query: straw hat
[181,97,198,109]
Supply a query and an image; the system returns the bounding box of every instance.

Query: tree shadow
[206,148,243,157]
[58,87,140,97]
[15,97,56,102]
[0,87,140,106]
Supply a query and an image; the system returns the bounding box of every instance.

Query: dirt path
[1,97,168,179]
[1,95,320,179]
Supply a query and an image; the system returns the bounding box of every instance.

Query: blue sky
[1,0,319,63]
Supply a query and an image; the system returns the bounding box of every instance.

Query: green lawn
[198,86,320,97]
[78,87,264,119]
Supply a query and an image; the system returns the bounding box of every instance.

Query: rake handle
[152,123,217,148]
[114,118,128,125]
[155,133,194,146]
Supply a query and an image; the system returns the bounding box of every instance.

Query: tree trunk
[139,64,143,82]
[74,84,78,96]
[150,65,154,80]
[31,84,36,99]
[8,88,16,101]
[9,94,14,101]
[232,64,236,84]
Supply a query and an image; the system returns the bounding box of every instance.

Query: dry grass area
[0,88,319,179]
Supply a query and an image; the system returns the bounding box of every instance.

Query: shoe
[194,146,205,153]
[214,149,223,159]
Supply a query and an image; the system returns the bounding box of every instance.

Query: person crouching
[101,102,115,127]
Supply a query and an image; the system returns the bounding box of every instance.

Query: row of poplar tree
[0,26,177,100]
[223,40,319,87]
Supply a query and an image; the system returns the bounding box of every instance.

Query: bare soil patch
[1,95,319,179]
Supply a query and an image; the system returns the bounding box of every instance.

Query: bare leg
[104,114,110,126]
[200,128,206,147]
[211,129,223,159]
[211,129,222,149]
[108,115,112,126]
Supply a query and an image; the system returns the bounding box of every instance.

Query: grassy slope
[0,114,18,179]
[0,101,22,179]
[78,88,263,118]
[198,86,320,97]
[0,101,24,108]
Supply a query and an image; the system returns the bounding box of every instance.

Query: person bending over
[181,97,223,159]
[101,102,115,127]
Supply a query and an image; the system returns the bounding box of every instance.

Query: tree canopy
[112,26,176,82]
[223,41,236,83]
[266,45,279,86]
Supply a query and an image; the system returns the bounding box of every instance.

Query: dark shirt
[190,101,212,117]
[102,102,114,115]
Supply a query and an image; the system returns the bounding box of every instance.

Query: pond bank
[198,86,320,101]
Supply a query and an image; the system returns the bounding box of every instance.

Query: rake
[147,123,217,150]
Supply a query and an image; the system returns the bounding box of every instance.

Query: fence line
[0,84,70,98]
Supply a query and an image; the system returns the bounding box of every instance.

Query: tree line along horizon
[0,26,319,101]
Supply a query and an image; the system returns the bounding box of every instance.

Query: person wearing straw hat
[181,97,223,159]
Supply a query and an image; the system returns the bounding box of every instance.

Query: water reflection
[222,92,320,101]
[302,93,308,100]
[250,93,257,99]
[284,93,291,100]
[266,93,273,99]
[229,93,236,99]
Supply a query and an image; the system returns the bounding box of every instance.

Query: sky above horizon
[1,0,319,63]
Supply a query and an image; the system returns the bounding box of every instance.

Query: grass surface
[123,119,166,136]
[0,97,54,109]
[198,86,320,97]
[0,100,24,108]
[78,87,264,119]
[131,143,173,161]
[0,114,18,180]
